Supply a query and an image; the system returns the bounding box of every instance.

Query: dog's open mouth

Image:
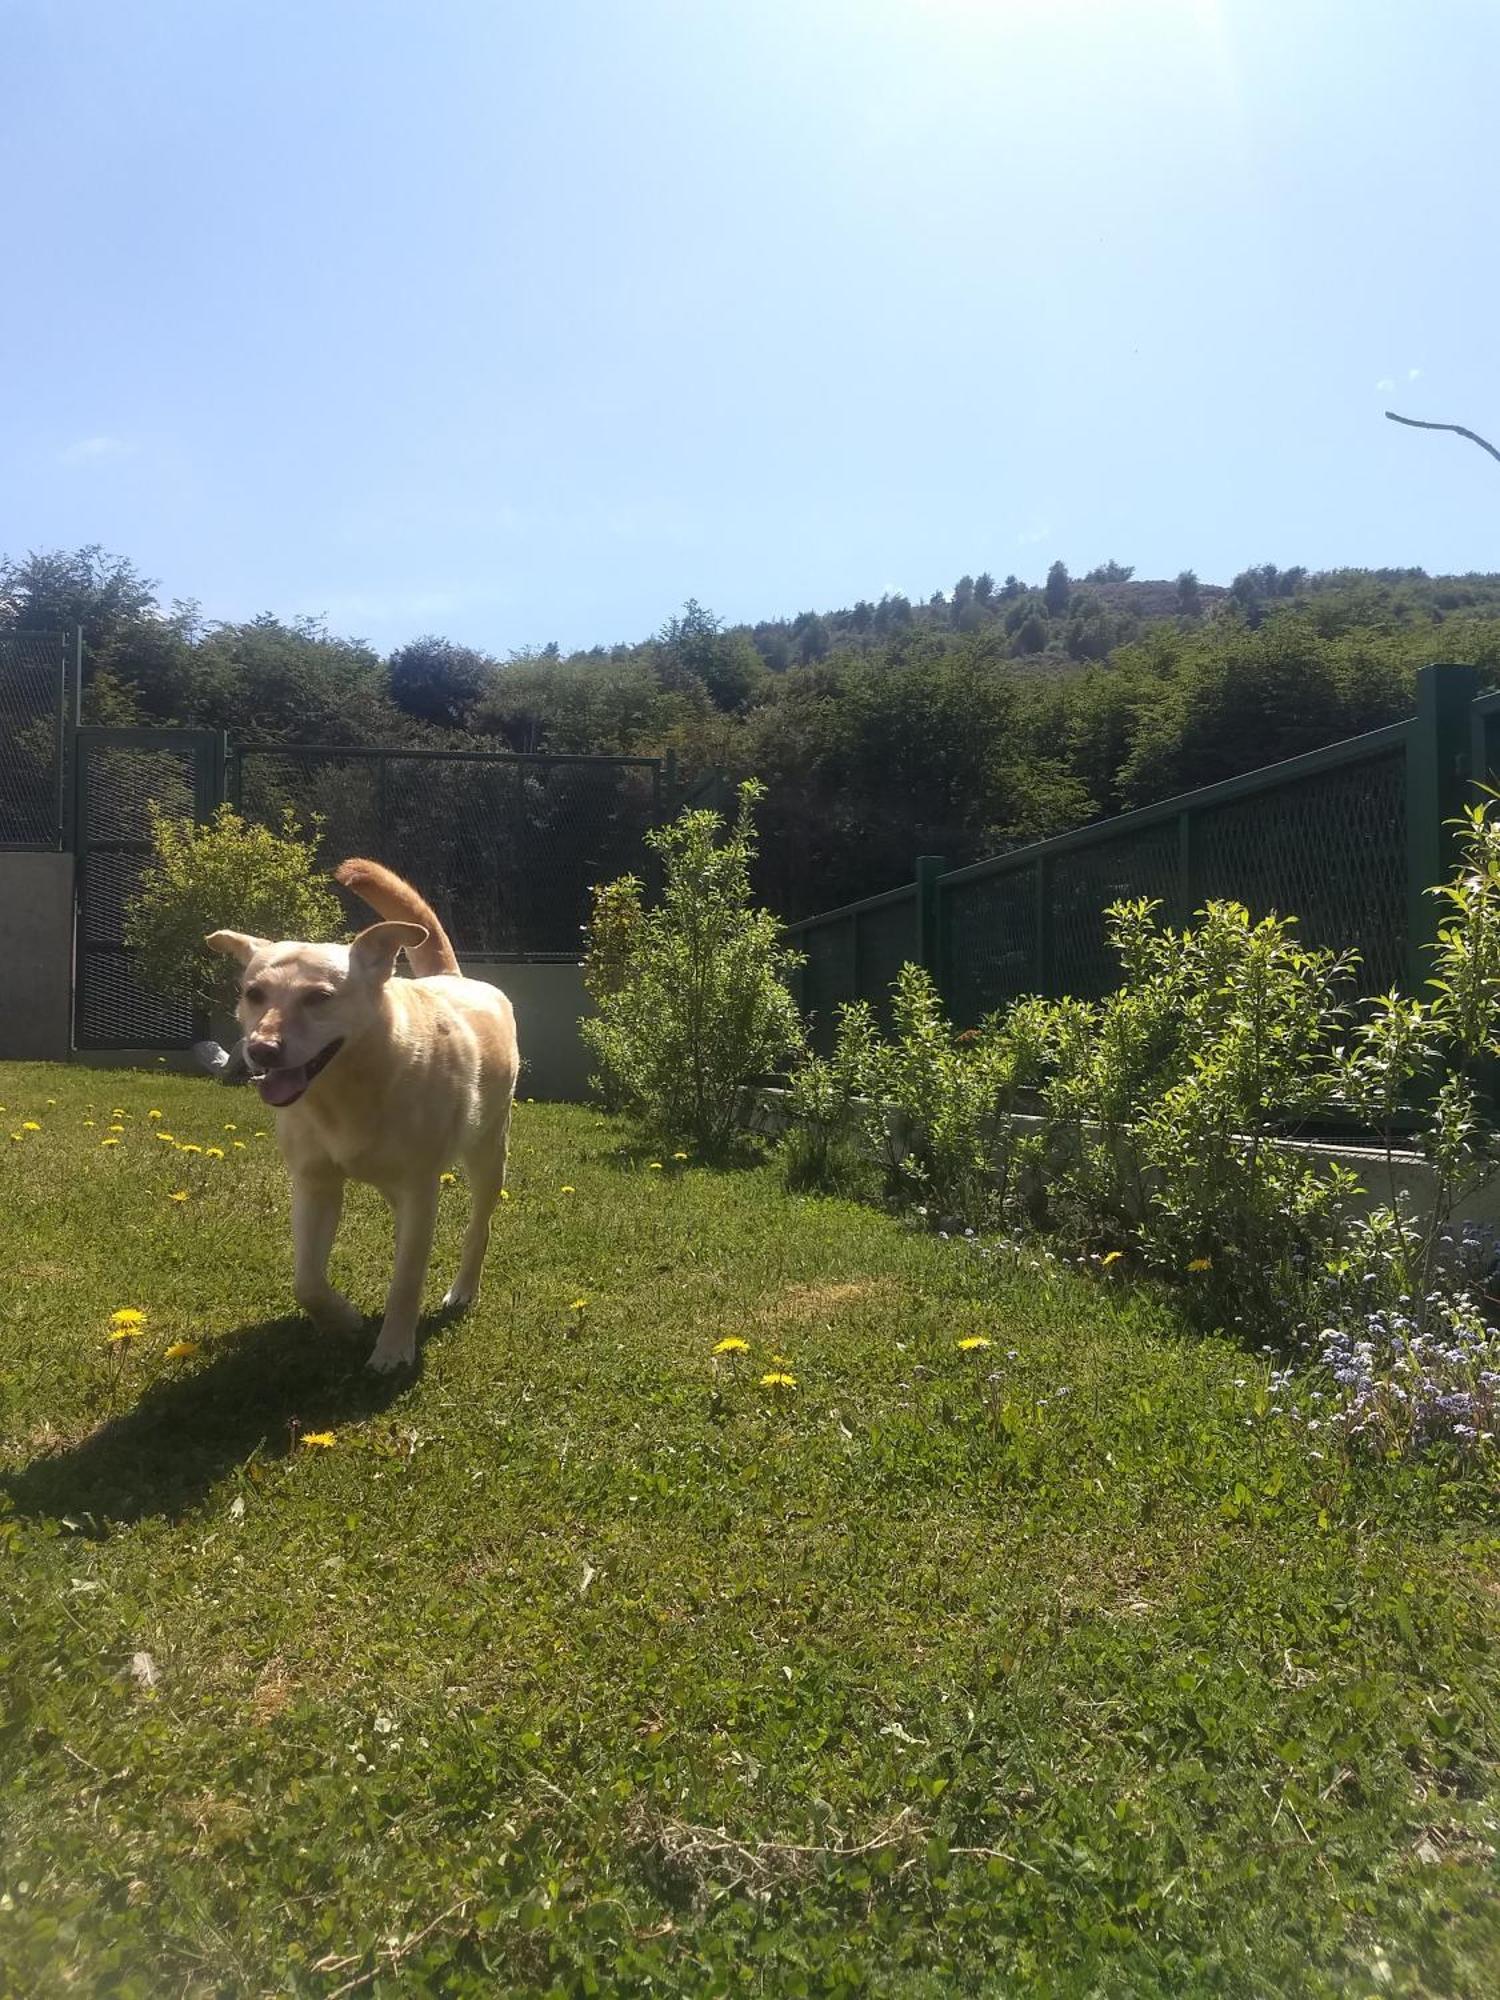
[251,1039,345,1108]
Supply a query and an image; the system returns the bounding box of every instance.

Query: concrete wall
[460,958,595,1102]
[0,852,73,1061]
[746,1088,1500,1231]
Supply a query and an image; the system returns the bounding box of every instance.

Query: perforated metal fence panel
[1049,821,1183,999]
[73,729,224,1049]
[791,720,1419,1033]
[234,746,663,956]
[1193,751,1406,991]
[0,631,68,848]
[941,867,1037,1026]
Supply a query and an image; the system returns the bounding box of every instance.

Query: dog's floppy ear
[205,930,268,965]
[350,920,429,983]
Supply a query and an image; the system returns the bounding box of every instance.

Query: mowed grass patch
[2,1060,1499,1997]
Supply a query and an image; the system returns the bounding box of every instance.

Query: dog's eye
[304,989,332,1005]
[244,984,265,1006]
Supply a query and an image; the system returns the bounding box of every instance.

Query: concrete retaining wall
[0,853,74,1061]
[746,1088,1500,1230]
[459,959,595,1102]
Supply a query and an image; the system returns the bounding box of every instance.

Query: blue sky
[4,0,1498,654]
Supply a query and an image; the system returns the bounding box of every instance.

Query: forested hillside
[8,546,1500,917]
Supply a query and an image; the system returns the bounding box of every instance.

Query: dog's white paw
[366,1336,416,1374]
[441,1281,477,1312]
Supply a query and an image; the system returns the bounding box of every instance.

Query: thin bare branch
[1385,410,1500,467]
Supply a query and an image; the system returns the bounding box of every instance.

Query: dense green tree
[389,636,497,730]
[657,599,766,711]
[188,616,403,745]
[14,540,1500,924]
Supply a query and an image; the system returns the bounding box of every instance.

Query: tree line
[7,545,1500,917]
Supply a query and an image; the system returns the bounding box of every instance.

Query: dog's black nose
[247,1037,283,1068]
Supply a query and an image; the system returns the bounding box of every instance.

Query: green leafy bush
[783,971,1056,1228]
[1124,904,1358,1320]
[125,804,344,1010]
[580,781,804,1155]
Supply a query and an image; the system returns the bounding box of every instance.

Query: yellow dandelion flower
[164,1340,201,1360]
[155,1131,175,1143]
[83,1118,96,1128]
[714,1336,749,1355]
[253,1130,267,1138]
[179,1142,202,1155]
[760,1370,797,1390]
[300,1431,336,1450]
[9,1133,23,1144]
[100,1136,121,1147]
[232,1140,247,1150]
[672,1151,688,1162]
[110,1309,147,1329]
[148,1109,163,1120]
[1100,1250,1125,1267]
[21,1120,41,1132]
[648,1161,664,1171]
[500,1188,512,1200]
[111,1108,125,1119]
[45,1097,57,1106]
[440,1171,457,1185]
[569,1296,589,1311]
[106,1324,146,1344]
[167,1190,190,1204]
[223,1122,237,1132]
[559,1184,576,1195]
[1187,1256,1212,1273]
[108,1124,125,1134]
[205,1146,225,1159]
[957,1335,992,1352]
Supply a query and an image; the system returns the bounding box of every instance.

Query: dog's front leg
[291,1169,363,1336]
[367,1180,440,1374]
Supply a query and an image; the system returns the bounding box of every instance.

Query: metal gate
[73,727,225,1050]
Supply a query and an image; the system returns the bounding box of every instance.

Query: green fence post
[1406,662,1481,993]
[915,855,945,992]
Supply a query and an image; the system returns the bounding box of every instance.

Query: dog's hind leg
[442,1109,511,1312]
[368,1179,441,1373]
[291,1170,363,1336]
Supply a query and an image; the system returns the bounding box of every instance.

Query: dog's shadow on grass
[2,1310,458,1529]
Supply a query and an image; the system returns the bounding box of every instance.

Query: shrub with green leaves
[774,801,1500,1458]
[580,781,804,1156]
[784,970,1055,1228]
[125,804,344,1011]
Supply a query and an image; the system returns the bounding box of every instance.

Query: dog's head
[203,921,427,1108]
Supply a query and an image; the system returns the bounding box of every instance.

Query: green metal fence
[0,630,78,848]
[230,743,664,958]
[788,662,1484,1046]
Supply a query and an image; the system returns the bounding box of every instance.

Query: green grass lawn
[2,1061,1499,1997]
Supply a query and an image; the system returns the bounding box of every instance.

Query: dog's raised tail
[335,858,461,978]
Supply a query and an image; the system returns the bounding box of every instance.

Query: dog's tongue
[257,1065,310,1107]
